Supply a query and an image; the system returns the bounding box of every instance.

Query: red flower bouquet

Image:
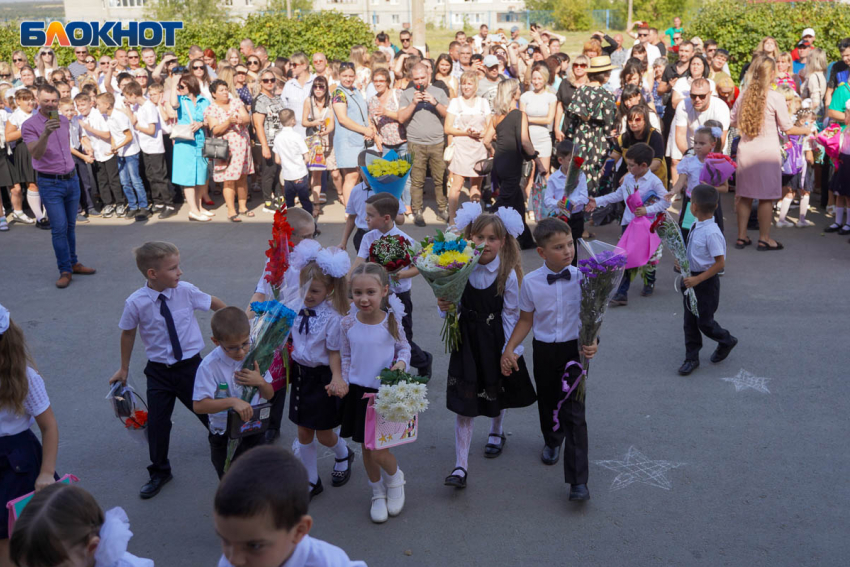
[264,206,294,299]
[369,234,412,284]
[124,409,148,430]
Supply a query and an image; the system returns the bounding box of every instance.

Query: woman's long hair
[311,74,329,106]
[350,45,370,71]
[0,319,34,416]
[35,47,56,78]
[493,78,520,116]
[189,57,211,87]
[464,213,523,296]
[623,104,652,144]
[740,55,775,138]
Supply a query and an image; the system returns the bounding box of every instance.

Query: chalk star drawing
[721,369,771,394]
[593,446,685,491]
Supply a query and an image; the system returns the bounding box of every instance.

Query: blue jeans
[37,174,80,274]
[283,174,313,214]
[118,154,148,210]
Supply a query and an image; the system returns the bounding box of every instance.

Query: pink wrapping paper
[699,155,737,186]
[616,191,661,270]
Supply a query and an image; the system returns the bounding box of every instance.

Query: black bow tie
[547,269,572,285]
[298,308,316,334]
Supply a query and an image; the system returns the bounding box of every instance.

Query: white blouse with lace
[340,311,410,389]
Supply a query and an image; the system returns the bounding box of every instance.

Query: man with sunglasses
[311,53,332,83]
[657,40,694,139]
[395,30,423,59]
[674,78,729,156]
[68,47,89,80]
[626,23,661,68]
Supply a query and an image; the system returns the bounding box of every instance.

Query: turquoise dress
[331,85,368,169]
[172,95,210,186]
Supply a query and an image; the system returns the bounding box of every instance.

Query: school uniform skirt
[339,383,378,444]
[289,362,341,431]
[0,430,46,539]
[11,143,35,186]
[0,152,14,188]
[830,154,850,197]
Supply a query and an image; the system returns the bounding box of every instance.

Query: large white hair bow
[316,247,351,278]
[453,201,483,232]
[496,206,524,239]
[387,293,407,320]
[290,239,323,271]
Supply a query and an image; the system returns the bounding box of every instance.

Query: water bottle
[210,382,230,435]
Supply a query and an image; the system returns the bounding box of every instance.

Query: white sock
[26,190,43,221]
[833,208,845,227]
[798,194,810,220]
[369,479,386,497]
[331,437,349,472]
[382,467,403,486]
[13,209,23,215]
[844,208,850,228]
[777,195,792,221]
[298,441,318,484]
[454,416,474,477]
[488,409,507,445]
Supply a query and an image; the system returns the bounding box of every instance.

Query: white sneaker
[385,469,405,517]
[0,216,8,231]
[775,218,794,228]
[370,484,388,523]
[796,218,815,228]
[11,211,34,224]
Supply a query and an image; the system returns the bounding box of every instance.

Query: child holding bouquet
[678,185,738,376]
[441,206,537,489]
[339,263,410,524]
[353,193,432,378]
[544,140,589,266]
[290,247,355,499]
[339,179,405,253]
[501,219,598,502]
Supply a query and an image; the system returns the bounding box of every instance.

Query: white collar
[542,262,573,276]
[145,282,174,300]
[692,217,716,230]
[477,255,501,273]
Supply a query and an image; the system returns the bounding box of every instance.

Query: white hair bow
[387,293,406,320]
[290,239,323,271]
[453,201,483,232]
[316,247,351,279]
[496,206,524,238]
[710,127,723,140]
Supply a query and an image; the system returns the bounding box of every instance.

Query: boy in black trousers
[678,184,738,376]
[502,218,598,501]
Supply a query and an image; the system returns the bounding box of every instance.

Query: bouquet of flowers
[373,368,430,423]
[651,213,698,318]
[699,152,737,186]
[411,228,482,353]
[359,149,414,199]
[263,206,294,300]
[107,382,148,445]
[369,234,413,285]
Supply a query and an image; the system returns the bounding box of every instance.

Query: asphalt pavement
[1,190,846,566]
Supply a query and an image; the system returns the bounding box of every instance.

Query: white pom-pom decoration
[316,247,351,278]
[387,293,407,320]
[496,206,524,239]
[290,239,323,271]
[453,201,483,232]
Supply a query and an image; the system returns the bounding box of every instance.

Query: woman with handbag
[253,69,286,213]
[368,68,412,217]
[204,79,254,222]
[302,76,341,218]
[169,73,212,221]
[445,71,491,225]
[332,62,375,206]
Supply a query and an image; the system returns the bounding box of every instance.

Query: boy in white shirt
[586,143,670,305]
[80,93,125,218]
[339,179,405,253]
[352,193,431,377]
[502,218,598,502]
[102,89,149,220]
[272,109,312,215]
[214,446,366,567]
[544,140,589,266]
[193,307,273,479]
[109,241,226,499]
[678,184,737,376]
[59,96,96,220]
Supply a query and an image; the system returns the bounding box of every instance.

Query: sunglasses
[401,38,411,42]
[85,59,96,64]
[129,55,140,59]
[192,65,205,70]
[100,61,110,65]
[177,83,186,89]
[75,50,88,55]
[573,63,587,68]
[261,78,275,83]
[313,85,326,90]
[627,116,645,123]
[638,33,649,37]
[13,58,24,62]
[690,92,709,100]
[248,60,260,65]
[340,62,355,70]
[0,74,9,79]
[42,51,54,55]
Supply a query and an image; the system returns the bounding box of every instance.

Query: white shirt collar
[145,282,173,300]
[477,255,501,274]
[542,262,572,275]
[692,217,716,230]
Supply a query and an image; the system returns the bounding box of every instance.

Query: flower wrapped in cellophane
[651,213,698,318]
[373,368,430,423]
[369,234,412,285]
[411,229,482,353]
[359,149,413,199]
[263,206,294,300]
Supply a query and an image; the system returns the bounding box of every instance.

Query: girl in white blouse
[338,263,410,524]
[289,246,355,499]
[0,304,59,557]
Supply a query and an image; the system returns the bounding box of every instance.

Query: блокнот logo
[20,21,183,47]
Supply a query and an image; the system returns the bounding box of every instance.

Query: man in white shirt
[675,78,730,155]
[473,24,489,54]
[627,24,662,68]
[281,52,314,139]
[272,109,313,216]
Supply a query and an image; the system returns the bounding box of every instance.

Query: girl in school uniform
[290,246,355,499]
[4,90,45,228]
[440,205,537,489]
[337,263,410,524]
[10,482,153,567]
[0,303,59,562]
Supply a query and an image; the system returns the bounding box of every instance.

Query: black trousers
[93,157,124,206]
[683,272,734,362]
[142,152,172,206]
[352,228,367,254]
[260,155,281,203]
[73,154,96,212]
[532,339,587,485]
[567,213,585,267]
[396,290,430,370]
[144,354,208,479]
[208,431,265,479]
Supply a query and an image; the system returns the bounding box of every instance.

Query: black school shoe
[541,444,560,465]
[444,467,467,488]
[569,484,590,501]
[309,477,323,501]
[710,337,738,363]
[484,434,506,458]
[140,474,173,499]
[415,352,433,379]
[331,447,355,487]
[678,360,700,376]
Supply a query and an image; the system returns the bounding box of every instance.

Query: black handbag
[203,136,229,160]
[474,158,494,175]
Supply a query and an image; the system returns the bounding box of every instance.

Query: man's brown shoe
[56,272,72,288]
[72,263,96,275]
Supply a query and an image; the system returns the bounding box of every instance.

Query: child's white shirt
[340,311,411,389]
[518,264,581,343]
[356,225,414,293]
[544,168,589,213]
[218,535,366,567]
[7,108,33,149]
[134,100,165,154]
[687,217,726,272]
[83,111,114,162]
[254,261,303,309]
[272,126,308,181]
[69,114,83,149]
[594,171,669,226]
[0,367,50,436]
[106,110,140,157]
[345,182,405,230]
[292,300,343,368]
[676,155,703,197]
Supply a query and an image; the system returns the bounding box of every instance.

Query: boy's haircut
[625,142,654,166]
[533,217,572,247]
[73,92,90,103]
[133,241,179,275]
[122,80,143,97]
[14,89,34,102]
[278,108,296,126]
[147,82,164,94]
[287,207,315,236]
[691,184,719,215]
[211,306,251,341]
[58,97,74,108]
[116,72,133,84]
[555,139,574,159]
[96,92,115,107]
[365,192,399,219]
[81,83,98,96]
[214,446,309,531]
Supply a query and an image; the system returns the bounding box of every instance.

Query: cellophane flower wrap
[369,234,412,285]
[360,149,414,199]
[699,153,738,186]
[575,239,627,402]
[411,230,483,353]
[651,213,698,318]
[263,206,294,300]
[373,368,430,423]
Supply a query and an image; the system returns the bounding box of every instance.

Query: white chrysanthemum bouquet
[373,368,430,423]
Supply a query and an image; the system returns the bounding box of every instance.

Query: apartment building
[313,0,527,30]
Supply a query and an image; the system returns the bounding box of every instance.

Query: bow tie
[298,308,316,334]
[547,269,572,285]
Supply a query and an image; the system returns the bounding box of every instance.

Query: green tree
[554,0,593,32]
[145,0,227,22]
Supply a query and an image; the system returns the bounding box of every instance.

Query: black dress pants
[683,272,734,362]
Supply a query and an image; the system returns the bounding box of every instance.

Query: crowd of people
[1,17,849,567]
